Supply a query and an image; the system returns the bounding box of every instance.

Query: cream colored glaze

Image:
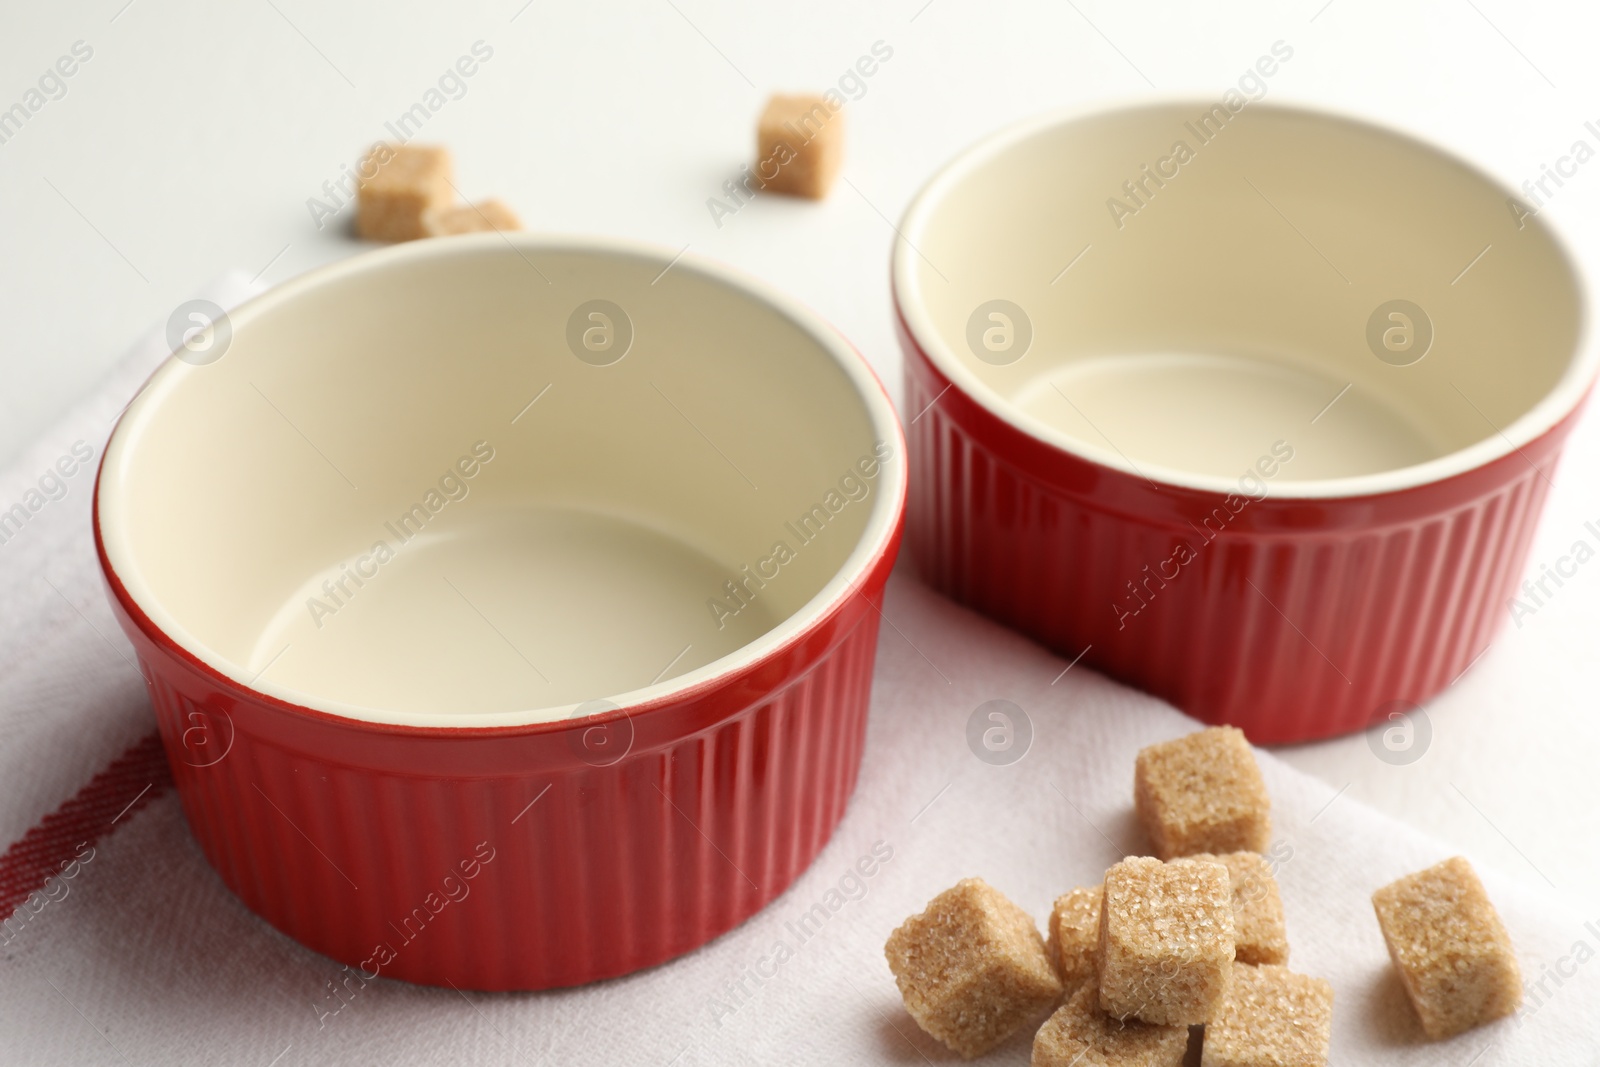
[896,102,1589,496]
[98,237,904,726]
[247,508,781,713]
[1011,352,1438,479]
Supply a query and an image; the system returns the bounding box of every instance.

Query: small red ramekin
[893,103,1594,743]
[96,236,905,989]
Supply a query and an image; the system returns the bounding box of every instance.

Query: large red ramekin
[95,236,905,989]
[893,103,1594,743]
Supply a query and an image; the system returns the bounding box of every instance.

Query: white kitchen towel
[0,280,1595,1065]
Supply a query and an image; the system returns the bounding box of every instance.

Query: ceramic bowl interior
[895,102,1590,496]
[98,237,903,726]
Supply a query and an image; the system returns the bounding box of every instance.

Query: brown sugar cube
[422,198,522,236]
[1371,856,1522,1039]
[1135,728,1271,859]
[885,877,1063,1058]
[1046,884,1102,995]
[356,143,454,242]
[1200,963,1333,1067]
[1033,982,1187,1067]
[1192,852,1289,966]
[756,93,844,199]
[1098,857,1234,1026]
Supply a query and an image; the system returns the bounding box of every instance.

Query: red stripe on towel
[0,731,172,921]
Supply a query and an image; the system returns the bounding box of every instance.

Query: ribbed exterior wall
[137,601,884,992]
[904,350,1565,744]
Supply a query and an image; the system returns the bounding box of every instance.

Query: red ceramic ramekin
[96,235,905,989]
[894,102,1594,743]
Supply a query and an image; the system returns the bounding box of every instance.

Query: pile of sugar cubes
[353,143,522,242]
[885,727,1523,1063]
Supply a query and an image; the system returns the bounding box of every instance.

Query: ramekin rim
[891,99,1597,501]
[95,233,908,729]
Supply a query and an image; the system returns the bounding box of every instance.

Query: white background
[2,0,1598,918]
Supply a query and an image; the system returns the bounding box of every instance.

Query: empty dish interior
[98,241,900,724]
[898,103,1585,491]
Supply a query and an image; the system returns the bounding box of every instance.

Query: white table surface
[3,0,1598,915]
